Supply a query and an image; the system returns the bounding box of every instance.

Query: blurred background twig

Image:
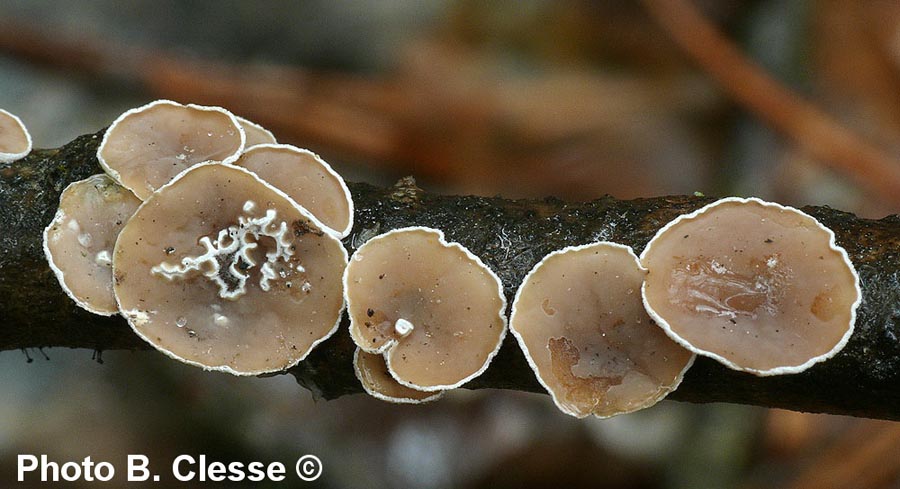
[641,0,900,206]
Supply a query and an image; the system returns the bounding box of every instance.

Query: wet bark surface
[2,132,899,419]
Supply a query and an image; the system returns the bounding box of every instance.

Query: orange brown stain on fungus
[548,336,624,413]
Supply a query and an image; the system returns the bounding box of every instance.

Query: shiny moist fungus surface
[43,174,141,315]
[0,109,31,162]
[354,349,444,403]
[344,227,507,391]
[235,144,353,238]
[510,242,693,418]
[641,197,860,375]
[98,100,245,200]
[235,116,276,148]
[113,163,347,375]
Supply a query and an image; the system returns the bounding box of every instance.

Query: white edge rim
[638,196,862,376]
[235,115,277,148]
[352,348,444,404]
[0,109,33,163]
[509,241,695,418]
[237,143,354,239]
[97,99,247,200]
[343,225,508,392]
[113,161,348,376]
[42,177,118,316]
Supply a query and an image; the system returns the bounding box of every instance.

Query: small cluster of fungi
[44,100,351,375]
[510,197,860,418]
[35,100,862,417]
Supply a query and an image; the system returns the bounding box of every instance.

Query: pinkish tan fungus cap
[640,197,861,376]
[235,116,276,148]
[0,109,32,163]
[97,100,246,200]
[113,162,347,375]
[235,144,353,238]
[354,348,444,404]
[43,174,141,315]
[344,227,507,391]
[510,242,694,418]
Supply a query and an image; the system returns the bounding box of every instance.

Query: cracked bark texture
[2,131,899,420]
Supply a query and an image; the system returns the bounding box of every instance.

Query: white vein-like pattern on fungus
[151,201,302,300]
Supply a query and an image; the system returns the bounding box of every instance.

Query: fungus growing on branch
[97,100,245,200]
[43,174,141,315]
[113,163,347,375]
[0,109,32,163]
[235,144,353,238]
[510,242,694,418]
[641,197,861,375]
[344,227,507,391]
[354,348,444,404]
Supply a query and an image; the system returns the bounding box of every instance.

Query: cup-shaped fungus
[43,174,141,315]
[113,162,347,375]
[510,242,694,418]
[641,197,861,376]
[344,227,507,391]
[0,109,32,163]
[354,349,444,404]
[98,100,245,200]
[235,144,353,238]
[235,116,276,148]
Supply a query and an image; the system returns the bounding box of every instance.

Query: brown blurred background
[1,1,899,487]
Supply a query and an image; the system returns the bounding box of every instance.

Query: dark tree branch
[2,132,899,420]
